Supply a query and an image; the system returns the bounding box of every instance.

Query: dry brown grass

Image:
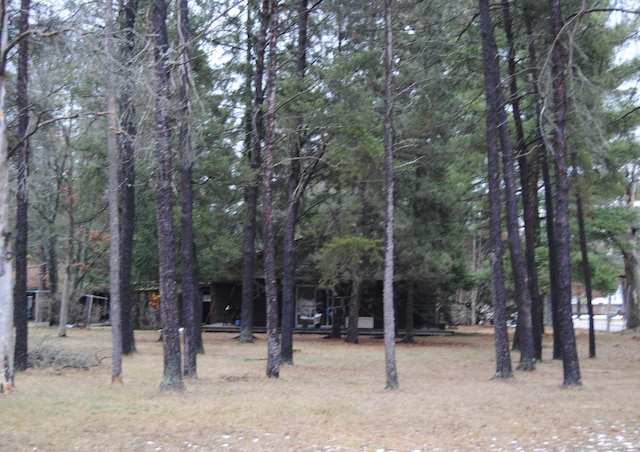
[1,325,639,451]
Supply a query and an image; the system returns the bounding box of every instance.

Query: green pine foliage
[8,0,640,328]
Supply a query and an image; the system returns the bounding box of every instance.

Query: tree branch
[619,106,640,121]
[8,112,79,159]
[5,27,77,59]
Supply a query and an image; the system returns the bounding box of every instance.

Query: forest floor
[2,324,639,451]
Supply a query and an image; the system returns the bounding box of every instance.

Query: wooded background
[1,0,639,390]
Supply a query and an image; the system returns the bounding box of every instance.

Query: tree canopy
[1,0,639,391]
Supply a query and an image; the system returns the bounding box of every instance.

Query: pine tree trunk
[153,0,184,391]
[345,181,368,346]
[281,181,297,362]
[13,0,30,373]
[403,282,415,343]
[522,146,544,361]
[177,0,198,378]
[502,0,543,363]
[118,0,139,357]
[36,251,47,323]
[240,0,268,344]
[623,165,640,329]
[541,145,563,359]
[622,251,639,329]
[548,0,581,386]
[0,0,14,393]
[479,0,512,379]
[382,0,398,390]
[263,0,280,378]
[485,0,535,372]
[106,0,123,383]
[575,175,596,358]
[240,189,257,344]
[345,279,361,344]
[524,4,549,361]
[281,0,309,365]
[328,298,342,339]
[58,135,74,338]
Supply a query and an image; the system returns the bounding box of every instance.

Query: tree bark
[262,0,280,378]
[153,0,184,391]
[623,165,640,329]
[345,182,368,345]
[403,282,415,343]
[106,0,123,383]
[485,0,535,372]
[58,123,74,338]
[502,0,543,363]
[177,0,199,378]
[45,236,58,307]
[281,0,309,365]
[327,298,342,339]
[479,0,512,379]
[540,142,563,359]
[622,250,639,328]
[118,0,139,357]
[0,0,14,393]
[13,0,30,373]
[240,0,267,344]
[523,3,565,360]
[574,155,595,358]
[548,0,581,386]
[382,0,398,390]
[345,279,361,344]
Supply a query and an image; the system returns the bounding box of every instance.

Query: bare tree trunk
[541,144,563,359]
[345,279,361,344]
[118,0,139,357]
[177,0,198,378]
[522,143,544,361]
[502,0,542,363]
[0,0,14,393]
[59,124,74,338]
[262,0,280,378]
[574,164,595,358]
[153,0,184,391]
[327,298,342,339]
[522,4,562,360]
[281,0,309,365]
[622,250,639,328]
[623,165,640,329]
[346,182,367,345]
[106,0,123,383]
[486,0,536,372]
[456,235,484,326]
[479,0,512,379]
[240,0,267,344]
[14,0,30,373]
[382,0,398,390]
[403,282,415,343]
[37,253,47,323]
[548,0,581,386]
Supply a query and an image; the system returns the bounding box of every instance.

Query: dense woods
[0,0,639,391]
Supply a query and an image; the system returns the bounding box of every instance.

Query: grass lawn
[1,325,639,451]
